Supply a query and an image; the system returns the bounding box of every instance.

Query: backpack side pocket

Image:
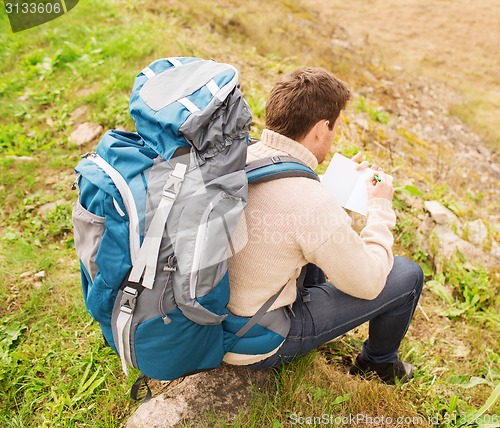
[72,200,105,282]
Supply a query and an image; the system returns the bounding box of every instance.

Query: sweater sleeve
[299,197,396,300]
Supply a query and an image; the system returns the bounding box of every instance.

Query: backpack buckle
[163,163,187,200]
[270,156,281,164]
[120,286,138,314]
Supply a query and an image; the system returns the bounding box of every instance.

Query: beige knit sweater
[224,129,396,365]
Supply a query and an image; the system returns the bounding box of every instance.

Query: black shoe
[349,354,415,384]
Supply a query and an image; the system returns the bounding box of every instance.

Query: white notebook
[321,153,383,216]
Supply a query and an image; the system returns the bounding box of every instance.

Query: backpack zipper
[83,152,141,262]
[159,255,177,324]
[189,192,242,299]
[189,191,225,299]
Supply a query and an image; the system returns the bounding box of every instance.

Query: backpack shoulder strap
[244,154,319,299]
[233,156,317,339]
[233,265,308,338]
[245,155,320,184]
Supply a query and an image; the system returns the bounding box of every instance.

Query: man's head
[265,67,351,161]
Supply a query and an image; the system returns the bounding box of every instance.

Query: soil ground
[305,0,500,151]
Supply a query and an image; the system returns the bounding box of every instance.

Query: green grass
[1,0,499,426]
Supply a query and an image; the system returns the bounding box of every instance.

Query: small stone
[332,39,352,50]
[432,224,482,262]
[362,70,377,81]
[38,202,58,215]
[476,145,490,157]
[70,106,89,122]
[490,240,500,258]
[38,200,64,216]
[452,343,470,358]
[69,122,103,146]
[34,271,45,278]
[6,155,35,161]
[424,201,459,225]
[355,118,369,131]
[465,219,488,246]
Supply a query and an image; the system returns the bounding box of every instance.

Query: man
[224,67,424,384]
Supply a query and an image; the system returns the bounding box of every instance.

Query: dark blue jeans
[247,256,424,369]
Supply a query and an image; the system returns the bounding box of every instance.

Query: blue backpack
[72,57,318,398]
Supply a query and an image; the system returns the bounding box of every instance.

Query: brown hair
[265,67,351,141]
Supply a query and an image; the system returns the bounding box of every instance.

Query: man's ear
[314,119,330,140]
[299,119,328,146]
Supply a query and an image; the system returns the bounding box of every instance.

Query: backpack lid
[129,57,248,161]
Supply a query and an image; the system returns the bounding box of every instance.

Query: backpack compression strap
[245,155,320,184]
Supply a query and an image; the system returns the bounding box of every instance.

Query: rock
[38,202,58,215]
[465,219,488,246]
[489,215,500,233]
[69,122,103,146]
[490,240,500,259]
[417,216,435,248]
[423,201,459,225]
[18,91,30,101]
[354,117,369,131]
[38,200,65,216]
[476,145,491,157]
[431,224,482,261]
[332,38,353,50]
[362,70,377,81]
[76,84,98,97]
[452,342,470,358]
[70,106,89,122]
[125,364,271,428]
[5,156,35,161]
[397,190,424,211]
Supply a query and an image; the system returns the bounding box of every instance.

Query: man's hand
[366,171,394,201]
[351,152,394,201]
